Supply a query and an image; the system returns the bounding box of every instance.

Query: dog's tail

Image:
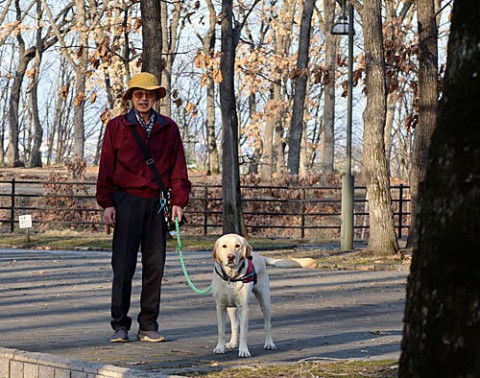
[262,256,317,269]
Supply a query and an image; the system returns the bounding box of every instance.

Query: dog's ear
[212,239,220,262]
[241,237,252,259]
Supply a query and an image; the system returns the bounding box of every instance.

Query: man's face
[131,89,157,114]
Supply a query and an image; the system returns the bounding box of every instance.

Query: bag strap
[129,126,167,193]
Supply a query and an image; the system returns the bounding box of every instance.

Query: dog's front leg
[213,305,227,354]
[238,304,251,358]
[226,307,239,349]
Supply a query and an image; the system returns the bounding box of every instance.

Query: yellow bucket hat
[123,72,167,101]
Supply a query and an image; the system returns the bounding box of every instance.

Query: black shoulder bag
[129,126,184,231]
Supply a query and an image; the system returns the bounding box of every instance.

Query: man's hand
[172,205,184,223]
[104,207,116,228]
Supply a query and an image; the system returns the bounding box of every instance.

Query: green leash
[174,218,212,295]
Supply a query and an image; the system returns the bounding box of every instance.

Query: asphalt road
[0,247,408,376]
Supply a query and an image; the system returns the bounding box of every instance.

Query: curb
[0,347,185,378]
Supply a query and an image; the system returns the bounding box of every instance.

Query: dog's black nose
[227,254,236,261]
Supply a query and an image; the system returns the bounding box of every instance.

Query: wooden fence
[0,179,410,240]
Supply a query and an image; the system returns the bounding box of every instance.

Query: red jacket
[96,109,191,209]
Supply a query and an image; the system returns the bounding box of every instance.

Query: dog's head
[212,233,252,268]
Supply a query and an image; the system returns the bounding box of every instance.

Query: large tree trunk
[287,0,314,175]
[141,0,163,80]
[220,0,245,235]
[399,1,480,375]
[360,0,399,255]
[406,0,438,248]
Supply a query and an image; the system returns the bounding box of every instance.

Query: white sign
[19,214,33,229]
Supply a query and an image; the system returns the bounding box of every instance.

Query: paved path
[0,248,408,376]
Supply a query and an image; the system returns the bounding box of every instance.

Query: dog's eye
[235,244,240,249]
[222,244,227,248]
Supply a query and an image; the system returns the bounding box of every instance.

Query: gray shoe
[110,328,128,343]
[137,330,167,343]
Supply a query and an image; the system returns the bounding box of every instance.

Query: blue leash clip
[158,194,167,214]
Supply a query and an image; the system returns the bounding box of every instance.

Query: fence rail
[0,179,410,240]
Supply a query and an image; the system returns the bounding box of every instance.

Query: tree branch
[39,0,77,68]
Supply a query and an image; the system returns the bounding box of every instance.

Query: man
[96,72,191,343]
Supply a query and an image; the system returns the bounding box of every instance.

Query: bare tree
[8,0,71,167]
[261,80,282,180]
[0,53,12,165]
[358,0,399,255]
[160,0,184,117]
[287,0,314,175]
[8,0,33,167]
[400,0,480,375]
[320,0,337,175]
[28,0,44,167]
[260,0,295,180]
[193,0,220,175]
[53,68,75,164]
[71,0,88,159]
[92,0,133,164]
[41,0,95,160]
[219,0,245,234]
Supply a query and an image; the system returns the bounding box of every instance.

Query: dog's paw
[226,341,237,349]
[264,341,276,350]
[213,345,226,354]
[238,348,251,358]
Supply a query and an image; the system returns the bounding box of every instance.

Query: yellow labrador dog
[211,233,316,358]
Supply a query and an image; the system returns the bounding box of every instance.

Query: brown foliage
[42,172,100,231]
[64,156,87,179]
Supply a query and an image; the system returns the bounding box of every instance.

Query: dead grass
[184,359,399,377]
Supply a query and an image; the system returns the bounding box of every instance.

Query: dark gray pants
[111,190,166,332]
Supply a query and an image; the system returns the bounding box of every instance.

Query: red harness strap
[214,257,257,284]
[241,258,257,284]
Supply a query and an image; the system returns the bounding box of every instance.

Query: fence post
[203,186,208,235]
[398,184,404,239]
[10,178,16,232]
[300,188,306,239]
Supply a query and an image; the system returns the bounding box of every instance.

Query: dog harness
[215,257,257,284]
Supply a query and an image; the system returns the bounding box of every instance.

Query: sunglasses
[132,91,155,100]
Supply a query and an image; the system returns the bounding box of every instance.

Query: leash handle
[175,217,212,295]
